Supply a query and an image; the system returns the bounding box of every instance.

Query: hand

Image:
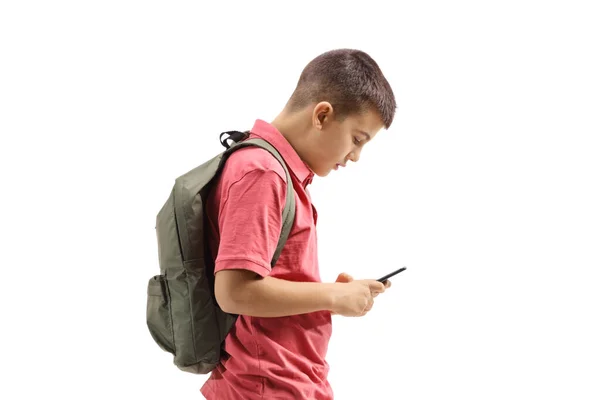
[330,273,387,317]
[335,273,393,293]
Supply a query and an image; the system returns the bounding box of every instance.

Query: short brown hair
[286,49,396,129]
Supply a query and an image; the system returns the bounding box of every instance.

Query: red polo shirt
[200,120,334,399]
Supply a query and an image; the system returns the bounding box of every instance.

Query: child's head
[274,48,396,177]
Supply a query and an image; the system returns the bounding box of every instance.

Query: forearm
[224,275,337,318]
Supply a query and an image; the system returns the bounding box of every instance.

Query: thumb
[368,280,386,293]
[336,272,354,283]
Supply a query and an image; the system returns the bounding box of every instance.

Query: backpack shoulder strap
[223,137,296,267]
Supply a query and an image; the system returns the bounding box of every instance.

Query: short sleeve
[214,168,287,277]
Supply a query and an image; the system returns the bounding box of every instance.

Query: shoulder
[221,145,287,185]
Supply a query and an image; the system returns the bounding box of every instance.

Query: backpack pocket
[146,274,175,354]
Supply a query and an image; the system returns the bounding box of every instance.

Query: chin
[314,168,331,178]
[305,162,328,178]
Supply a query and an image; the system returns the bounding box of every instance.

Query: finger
[341,273,354,281]
[384,280,392,289]
[368,280,386,293]
[335,272,354,283]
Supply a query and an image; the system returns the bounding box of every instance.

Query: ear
[312,101,333,130]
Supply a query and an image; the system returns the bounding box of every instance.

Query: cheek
[316,130,352,165]
[337,135,354,158]
[325,138,348,162]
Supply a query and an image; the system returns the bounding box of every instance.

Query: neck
[270,107,313,151]
[270,106,319,176]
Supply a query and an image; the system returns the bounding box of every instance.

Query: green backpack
[146,130,296,374]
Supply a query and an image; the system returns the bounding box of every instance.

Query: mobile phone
[377,267,406,283]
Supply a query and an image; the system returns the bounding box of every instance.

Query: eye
[353,137,362,145]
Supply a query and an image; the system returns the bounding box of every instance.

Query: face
[303,102,384,177]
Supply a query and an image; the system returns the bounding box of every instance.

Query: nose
[348,148,361,163]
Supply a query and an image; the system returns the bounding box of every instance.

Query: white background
[1,1,599,399]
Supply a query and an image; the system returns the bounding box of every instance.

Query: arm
[215,269,337,317]
[212,161,315,317]
[215,269,386,317]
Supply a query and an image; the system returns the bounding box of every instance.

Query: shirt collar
[248,119,314,187]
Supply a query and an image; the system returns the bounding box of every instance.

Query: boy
[200,48,397,399]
